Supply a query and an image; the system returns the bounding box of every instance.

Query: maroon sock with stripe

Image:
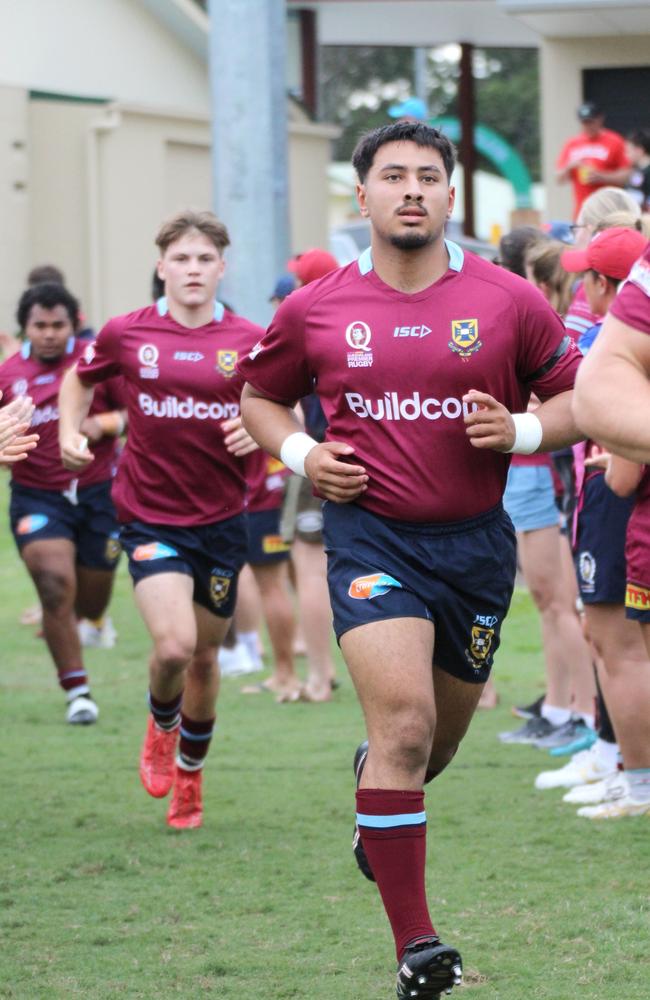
[178,714,215,770]
[58,668,90,698]
[356,788,435,961]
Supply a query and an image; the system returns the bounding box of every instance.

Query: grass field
[1,477,648,1000]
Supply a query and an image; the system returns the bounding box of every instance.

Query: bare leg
[558,533,596,717]
[292,538,336,699]
[182,602,231,720]
[22,539,84,678]
[134,572,197,703]
[251,561,300,698]
[75,565,116,621]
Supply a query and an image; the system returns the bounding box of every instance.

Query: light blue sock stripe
[180,727,214,742]
[356,811,427,829]
[62,670,87,680]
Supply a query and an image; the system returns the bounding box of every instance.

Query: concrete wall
[0,87,30,335]
[541,35,650,220]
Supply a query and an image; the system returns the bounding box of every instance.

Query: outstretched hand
[463,390,516,452]
[304,441,368,503]
[222,415,259,457]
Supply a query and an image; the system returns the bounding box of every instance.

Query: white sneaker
[577,777,650,819]
[534,745,613,790]
[66,695,99,725]
[563,771,625,805]
[218,642,259,677]
[78,616,117,649]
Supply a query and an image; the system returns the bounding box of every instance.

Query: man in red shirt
[556,102,630,219]
[0,282,125,725]
[58,211,260,829]
[239,121,583,999]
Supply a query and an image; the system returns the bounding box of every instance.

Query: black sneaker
[352,740,375,882]
[396,936,463,999]
[511,693,545,720]
[498,716,557,744]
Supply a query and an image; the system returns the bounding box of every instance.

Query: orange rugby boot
[167,766,203,829]
[139,716,179,798]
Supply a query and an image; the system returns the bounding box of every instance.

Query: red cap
[561,227,648,279]
[287,248,339,285]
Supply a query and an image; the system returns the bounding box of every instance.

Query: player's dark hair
[628,128,650,155]
[498,226,549,278]
[352,122,456,183]
[16,282,80,331]
[27,263,65,287]
[155,210,231,255]
[151,268,165,301]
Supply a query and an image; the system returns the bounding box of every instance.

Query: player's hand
[0,395,35,451]
[463,390,516,452]
[304,442,368,503]
[0,431,39,464]
[584,445,610,469]
[222,415,259,457]
[80,415,105,444]
[60,432,94,470]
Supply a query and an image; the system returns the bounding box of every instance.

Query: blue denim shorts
[503,464,560,533]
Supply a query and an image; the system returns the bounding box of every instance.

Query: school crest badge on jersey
[449,318,482,360]
[216,350,238,378]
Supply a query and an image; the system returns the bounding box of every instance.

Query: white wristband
[280,431,318,477]
[506,412,543,455]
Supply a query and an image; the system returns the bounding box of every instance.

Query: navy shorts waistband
[349,502,506,538]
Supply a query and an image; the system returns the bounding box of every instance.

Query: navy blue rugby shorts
[120,513,248,617]
[247,508,291,566]
[574,473,634,604]
[10,480,121,571]
[323,501,517,684]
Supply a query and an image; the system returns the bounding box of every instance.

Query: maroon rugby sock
[178,713,215,770]
[356,788,435,960]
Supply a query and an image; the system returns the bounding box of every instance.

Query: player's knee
[33,568,73,613]
[154,635,194,672]
[388,708,435,770]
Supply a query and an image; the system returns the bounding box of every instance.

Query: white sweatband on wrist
[506,412,543,455]
[280,431,318,477]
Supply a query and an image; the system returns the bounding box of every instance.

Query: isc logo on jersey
[138,343,160,379]
[346,391,478,421]
[138,393,239,421]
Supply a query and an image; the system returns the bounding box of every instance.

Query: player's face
[24,304,74,361]
[356,141,455,252]
[581,117,602,139]
[157,231,225,311]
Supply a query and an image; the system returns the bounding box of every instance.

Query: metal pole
[459,42,476,238]
[208,0,290,325]
[413,47,428,108]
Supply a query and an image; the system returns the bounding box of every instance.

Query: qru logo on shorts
[347,572,402,600]
[579,550,596,592]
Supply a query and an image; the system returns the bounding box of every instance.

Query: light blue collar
[156,296,225,322]
[357,239,464,277]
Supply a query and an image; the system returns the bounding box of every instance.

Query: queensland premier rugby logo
[216,349,238,378]
[138,343,160,379]
[345,321,373,369]
[12,378,28,397]
[449,318,481,360]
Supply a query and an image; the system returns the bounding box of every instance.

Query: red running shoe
[139,716,178,798]
[167,766,203,829]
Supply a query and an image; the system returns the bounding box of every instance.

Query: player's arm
[463,388,581,453]
[573,314,650,462]
[58,366,96,469]
[241,384,368,503]
[80,408,127,444]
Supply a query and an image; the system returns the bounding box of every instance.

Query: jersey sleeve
[610,248,650,334]
[92,374,127,413]
[237,293,313,403]
[75,318,123,384]
[516,283,581,397]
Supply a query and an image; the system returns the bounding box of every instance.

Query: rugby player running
[239,122,583,998]
[59,211,260,829]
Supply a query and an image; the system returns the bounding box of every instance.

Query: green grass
[0,477,648,999]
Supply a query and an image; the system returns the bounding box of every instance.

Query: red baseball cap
[561,227,648,279]
[287,248,339,285]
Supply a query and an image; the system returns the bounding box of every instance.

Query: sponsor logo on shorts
[12,378,29,397]
[262,534,291,555]
[138,393,239,421]
[449,318,481,360]
[174,351,204,362]
[216,350,238,378]
[138,343,160,379]
[17,514,49,535]
[346,321,373,369]
[348,572,403,600]
[105,534,122,562]
[579,550,596,592]
[210,568,234,608]
[132,542,179,561]
[393,325,431,339]
[626,582,650,609]
[345,391,478,422]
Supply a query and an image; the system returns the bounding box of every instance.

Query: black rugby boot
[396,936,463,999]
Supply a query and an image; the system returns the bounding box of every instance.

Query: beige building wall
[541,35,650,220]
[288,121,340,254]
[0,87,29,336]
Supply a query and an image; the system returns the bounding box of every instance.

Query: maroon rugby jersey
[245,450,289,513]
[239,241,581,522]
[0,339,123,492]
[610,243,650,334]
[76,300,263,526]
